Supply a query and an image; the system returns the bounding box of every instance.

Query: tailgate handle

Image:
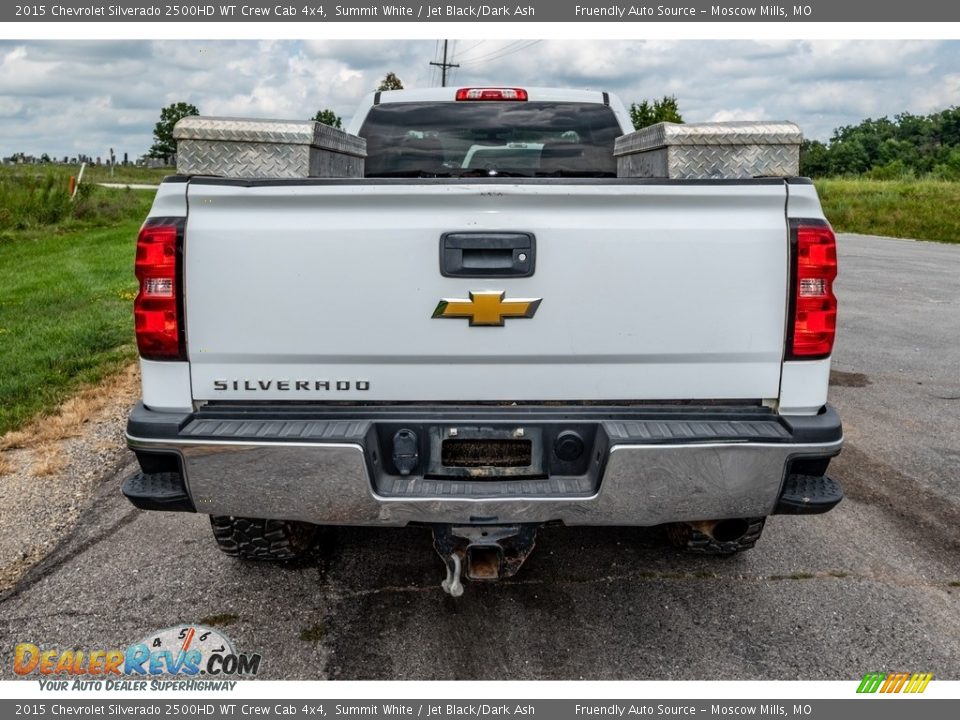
[440,232,535,278]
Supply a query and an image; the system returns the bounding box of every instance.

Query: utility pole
[429,40,460,87]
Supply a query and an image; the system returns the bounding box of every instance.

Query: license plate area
[427,426,545,479]
[442,439,532,468]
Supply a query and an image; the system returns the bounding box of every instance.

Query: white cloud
[0,39,956,159]
[709,107,769,122]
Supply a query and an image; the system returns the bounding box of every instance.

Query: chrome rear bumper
[125,403,842,527]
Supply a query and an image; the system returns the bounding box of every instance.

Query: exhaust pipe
[685,518,751,543]
[708,518,751,543]
[668,517,765,555]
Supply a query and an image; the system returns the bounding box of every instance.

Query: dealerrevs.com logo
[14,625,260,691]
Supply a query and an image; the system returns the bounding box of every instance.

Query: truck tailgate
[183,180,788,402]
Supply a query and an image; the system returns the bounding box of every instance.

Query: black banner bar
[4,0,960,23]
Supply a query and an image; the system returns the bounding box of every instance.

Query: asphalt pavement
[1,233,958,681]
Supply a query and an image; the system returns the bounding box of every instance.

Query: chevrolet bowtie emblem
[432,291,542,326]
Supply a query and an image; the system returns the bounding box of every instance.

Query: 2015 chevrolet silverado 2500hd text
[121,87,843,596]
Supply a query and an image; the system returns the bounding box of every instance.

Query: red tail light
[789,221,837,358]
[455,87,528,101]
[135,221,184,360]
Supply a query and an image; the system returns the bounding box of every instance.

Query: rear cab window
[358,102,622,178]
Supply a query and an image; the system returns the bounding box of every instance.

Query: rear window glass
[357,101,621,178]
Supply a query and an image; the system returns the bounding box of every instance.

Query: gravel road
[1,233,958,681]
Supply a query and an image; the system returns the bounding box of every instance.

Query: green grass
[0,163,171,187]
[0,187,152,435]
[0,165,161,235]
[80,165,172,185]
[0,170,74,230]
[815,178,960,244]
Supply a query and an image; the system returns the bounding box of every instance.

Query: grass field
[0,182,152,436]
[0,165,162,237]
[815,178,960,244]
[80,165,172,185]
[0,163,171,186]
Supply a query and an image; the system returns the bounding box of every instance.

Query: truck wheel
[209,516,316,561]
[666,517,766,555]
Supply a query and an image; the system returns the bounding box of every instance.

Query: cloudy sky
[1,39,958,159]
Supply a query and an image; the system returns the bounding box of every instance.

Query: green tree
[866,160,912,181]
[377,72,404,91]
[933,147,960,180]
[149,102,199,160]
[629,95,684,130]
[877,138,916,167]
[799,139,831,177]
[938,107,960,147]
[817,107,960,176]
[311,109,342,129]
[828,139,870,176]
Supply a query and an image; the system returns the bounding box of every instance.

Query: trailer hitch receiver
[432,524,538,595]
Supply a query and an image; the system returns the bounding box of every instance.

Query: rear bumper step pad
[775,473,843,515]
[121,471,194,513]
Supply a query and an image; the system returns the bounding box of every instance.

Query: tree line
[800,107,960,179]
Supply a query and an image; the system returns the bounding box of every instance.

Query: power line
[455,40,527,64]
[485,39,542,64]
[456,40,542,67]
[454,40,486,58]
[429,39,460,87]
[479,40,542,64]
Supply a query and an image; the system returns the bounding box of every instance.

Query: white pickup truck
[123,87,843,595]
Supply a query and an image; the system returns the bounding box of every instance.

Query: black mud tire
[210,516,317,561]
[666,517,766,556]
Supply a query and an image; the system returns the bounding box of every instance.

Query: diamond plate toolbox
[173,116,367,178]
[614,121,801,179]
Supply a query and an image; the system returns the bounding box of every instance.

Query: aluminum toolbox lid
[173,116,366,157]
[614,121,802,156]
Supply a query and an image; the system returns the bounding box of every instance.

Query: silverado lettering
[212,380,370,392]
